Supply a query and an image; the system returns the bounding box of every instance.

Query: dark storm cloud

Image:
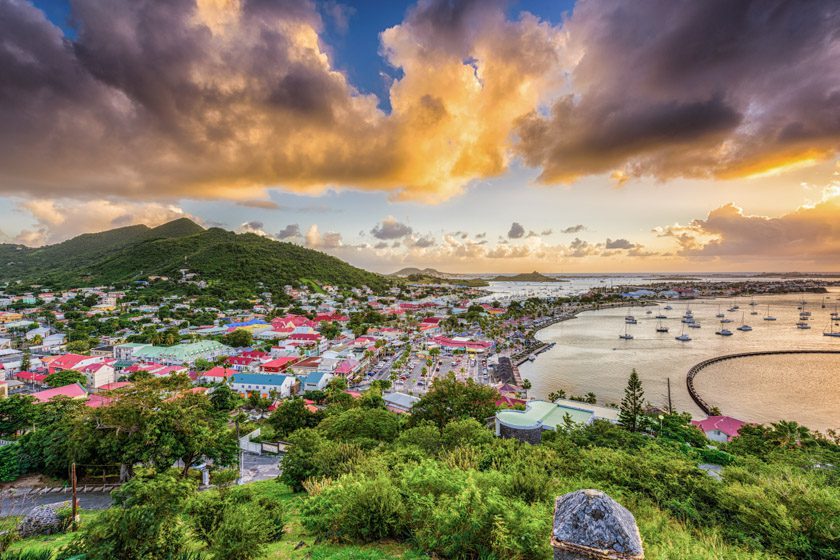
[508,222,525,239]
[276,224,301,239]
[371,217,413,240]
[516,0,840,183]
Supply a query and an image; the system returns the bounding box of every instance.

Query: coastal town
[1,274,836,427]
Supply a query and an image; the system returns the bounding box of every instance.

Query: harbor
[518,291,840,431]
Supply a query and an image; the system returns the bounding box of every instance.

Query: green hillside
[0,219,389,292]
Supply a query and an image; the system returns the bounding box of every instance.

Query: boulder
[17,500,71,538]
[552,489,643,559]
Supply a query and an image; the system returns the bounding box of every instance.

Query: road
[0,491,112,517]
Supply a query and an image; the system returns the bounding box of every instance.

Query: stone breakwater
[686,350,840,415]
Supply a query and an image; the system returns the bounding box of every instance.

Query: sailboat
[675,324,691,342]
[736,312,752,332]
[625,305,636,324]
[763,305,777,321]
[749,297,758,307]
[655,306,667,319]
[715,305,725,319]
[796,321,811,330]
[715,321,733,336]
[656,319,669,333]
[619,323,634,340]
[824,322,840,338]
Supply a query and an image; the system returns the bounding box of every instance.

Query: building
[495,399,619,444]
[691,415,746,443]
[77,361,117,389]
[230,373,296,398]
[31,383,88,403]
[383,392,420,414]
[301,371,333,392]
[129,341,232,365]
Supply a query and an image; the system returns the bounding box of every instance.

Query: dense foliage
[0,218,390,293]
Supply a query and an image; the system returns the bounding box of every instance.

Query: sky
[1,0,839,274]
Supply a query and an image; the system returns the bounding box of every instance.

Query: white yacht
[675,325,691,342]
[737,313,752,332]
[715,321,733,336]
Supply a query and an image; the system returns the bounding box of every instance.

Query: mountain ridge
[0,219,388,292]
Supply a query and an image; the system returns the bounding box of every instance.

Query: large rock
[17,500,71,538]
[552,490,644,560]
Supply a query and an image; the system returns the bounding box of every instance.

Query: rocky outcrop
[17,500,71,538]
[551,490,644,560]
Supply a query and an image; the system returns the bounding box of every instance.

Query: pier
[686,350,840,415]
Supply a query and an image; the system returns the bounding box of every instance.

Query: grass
[2,481,427,560]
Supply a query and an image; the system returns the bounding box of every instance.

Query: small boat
[750,310,759,315]
[664,305,673,311]
[737,313,752,332]
[749,298,757,307]
[720,318,733,324]
[688,322,701,329]
[764,305,776,321]
[528,355,537,361]
[646,310,652,315]
[716,328,733,336]
[619,323,634,340]
[825,322,840,337]
[655,314,667,319]
[796,322,811,330]
[625,317,637,325]
[715,305,724,319]
[675,325,691,342]
[655,319,669,333]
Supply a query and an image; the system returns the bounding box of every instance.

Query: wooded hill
[0,218,389,292]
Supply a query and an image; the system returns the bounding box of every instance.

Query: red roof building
[31,383,87,403]
[261,357,299,373]
[691,415,746,442]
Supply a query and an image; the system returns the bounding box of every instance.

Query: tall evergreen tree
[618,369,645,432]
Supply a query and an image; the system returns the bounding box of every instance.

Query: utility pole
[71,462,78,530]
[666,377,673,414]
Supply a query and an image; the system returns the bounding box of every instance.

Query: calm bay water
[518,291,840,432]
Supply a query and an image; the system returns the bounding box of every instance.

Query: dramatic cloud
[486,245,531,258]
[0,0,562,203]
[561,225,587,234]
[13,199,193,246]
[508,222,525,239]
[666,192,840,260]
[371,217,413,240]
[276,224,302,239]
[515,0,840,184]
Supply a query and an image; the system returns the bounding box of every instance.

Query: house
[260,357,299,374]
[691,415,746,443]
[230,373,297,398]
[199,366,237,383]
[383,392,420,414]
[301,371,333,392]
[288,356,323,376]
[16,371,48,385]
[31,383,88,403]
[48,353,104,374]
[77,361,117,389]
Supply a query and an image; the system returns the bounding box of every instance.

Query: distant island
[490,271,567,282]
[390,267,451,277]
